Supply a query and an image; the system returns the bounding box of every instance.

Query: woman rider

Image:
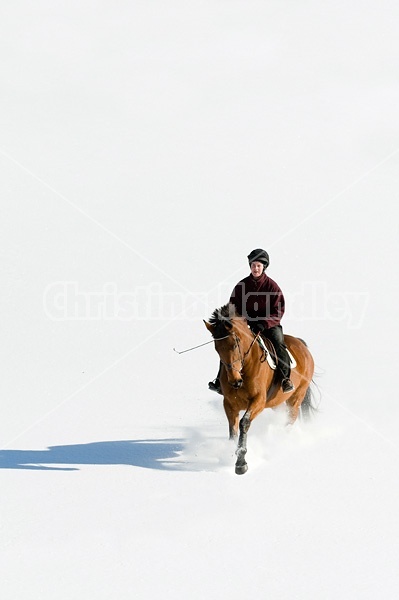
[208,248,294,394]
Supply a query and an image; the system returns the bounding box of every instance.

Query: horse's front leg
[234,398,265,475]
[235,410,251,475]
[223,399,239,441]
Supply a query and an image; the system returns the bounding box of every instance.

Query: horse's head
[204,304,248,389]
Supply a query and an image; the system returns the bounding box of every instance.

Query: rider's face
[250,261,264,278]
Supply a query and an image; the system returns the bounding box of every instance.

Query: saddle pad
[257,336,297,370]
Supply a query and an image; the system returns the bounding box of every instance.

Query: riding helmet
[247,248,269,268]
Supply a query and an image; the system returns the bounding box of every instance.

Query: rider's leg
[263,325,294,392]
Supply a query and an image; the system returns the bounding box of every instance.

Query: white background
[1,1,399,598]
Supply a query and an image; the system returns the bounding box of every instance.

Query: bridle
[172,326,260,372]
[218,331,260,376]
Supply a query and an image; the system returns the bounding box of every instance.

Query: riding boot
[208,379,222,394]
[263,325,295,393]
[277,354,294,393]
[208,363,222,394]
[281,377,295,393]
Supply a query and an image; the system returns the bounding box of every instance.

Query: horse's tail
[295,337,320,420]
[300,379,320,420]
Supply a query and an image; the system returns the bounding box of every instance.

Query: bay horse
[204,304,315,475]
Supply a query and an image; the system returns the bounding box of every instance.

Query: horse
[204,303,315,475]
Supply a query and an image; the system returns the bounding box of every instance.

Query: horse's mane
[208,303,241,339]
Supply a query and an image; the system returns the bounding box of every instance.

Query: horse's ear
[204,320,214,333]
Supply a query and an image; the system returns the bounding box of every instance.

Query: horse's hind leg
[286,390,305,425]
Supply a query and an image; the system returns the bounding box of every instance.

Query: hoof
[235,463,248,475]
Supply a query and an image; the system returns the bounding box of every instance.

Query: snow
[1,1,399,598]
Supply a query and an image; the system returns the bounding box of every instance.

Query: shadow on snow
[0,439,190,472]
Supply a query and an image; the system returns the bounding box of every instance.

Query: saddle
[257,336,297,370]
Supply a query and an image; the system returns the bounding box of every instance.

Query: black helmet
[247,248,269,268]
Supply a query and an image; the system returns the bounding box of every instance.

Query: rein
[174,328,260,377]
[173,335,230,354]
